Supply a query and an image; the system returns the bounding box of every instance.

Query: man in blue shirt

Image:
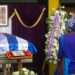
[55,12,75,75]
[57,33,75,75]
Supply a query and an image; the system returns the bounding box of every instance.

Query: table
[0,55,32,75]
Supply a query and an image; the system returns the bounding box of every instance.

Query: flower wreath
[45,7,68,64]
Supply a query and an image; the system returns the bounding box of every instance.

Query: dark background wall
[0,0,47,5]
[0,1,48,75]
[10,4,47,75]
[60,0,75,6]
[0,0,48,75]
[0,0,38,3]
[60,0,75,4]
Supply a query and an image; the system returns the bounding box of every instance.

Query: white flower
[45,34,49,38]
[30,70,35,75]
[12,71,19,75]
[53,60,57,64]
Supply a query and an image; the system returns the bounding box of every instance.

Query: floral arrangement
[45,6,68,64]
[12,67,38,75]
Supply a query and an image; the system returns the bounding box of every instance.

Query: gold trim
[10,8,46,28]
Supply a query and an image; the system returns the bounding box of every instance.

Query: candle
[48,0,59,75]
[48,0,59,16]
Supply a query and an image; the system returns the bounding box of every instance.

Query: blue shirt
[58,32,75,73]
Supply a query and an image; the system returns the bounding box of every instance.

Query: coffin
[0,33,37,61]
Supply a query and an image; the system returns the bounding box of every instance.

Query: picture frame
[0,5,8,26]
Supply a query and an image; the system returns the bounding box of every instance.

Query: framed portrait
[0,5,8,26]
